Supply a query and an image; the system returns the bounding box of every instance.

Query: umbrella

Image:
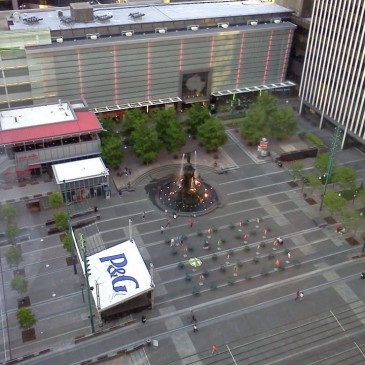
[188,257,202,268]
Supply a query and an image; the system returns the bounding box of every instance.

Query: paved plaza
[1,110,365,365]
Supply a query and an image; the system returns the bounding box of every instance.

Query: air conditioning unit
[250,21,258,26]
[56,37,63,43]
[90,34,97,40]
[125,31,133,36]
[274,19,281,24]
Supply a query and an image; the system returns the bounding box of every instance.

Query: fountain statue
[157,151,218,214]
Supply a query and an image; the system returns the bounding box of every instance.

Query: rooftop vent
[70,3,93,22]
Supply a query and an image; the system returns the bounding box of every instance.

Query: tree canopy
[1,204,16,223]
[11,274,28,296]
[49,192,63,210]
[185,103,211,136]
[332,166,357,191]
[197,117,228,151]
[6,223,19,244]
[314,153,332,175]
[288,162,305,182]
[62,233,73,253]
[101,135,125,168]
[323,191,347,217]
[5,246,23,267]
[153,109,186,153]
[54,211,68,232]
[240,93,296,144]
[123,109,148,137]
[16,307,37,330]
[131,123,162,164]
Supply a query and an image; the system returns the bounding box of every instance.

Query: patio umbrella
[188,257,202,268]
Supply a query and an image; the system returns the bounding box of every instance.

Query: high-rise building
[299,0,365,148]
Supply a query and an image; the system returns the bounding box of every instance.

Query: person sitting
[203,241,211,250]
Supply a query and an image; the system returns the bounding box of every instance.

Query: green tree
[240,108,269,145]
[197,117,228,151]
[332,166,357,191]
[314,153,332,175]
[62,233,72,253]
[271,106,297,140]
[6,223,19,244]
[101,135,125,168]
[54,211,68,231]
[132,123,162,164]
[341,208,364,236]
[123,109,148,137]
[11,275,28,296]
[359,188,365,206]
[5,246,23,267]
[288,162,305,182]
[323,191,347,217]
[185,103,211,136]
[305,172,323,195]
[49,192,63,210]
[100,117,116,136]
[16,307,37,330]
[1,204,16,223]
[153,109,186,153]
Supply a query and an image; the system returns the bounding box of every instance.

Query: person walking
[295,290,300,301]
[211,344,217,355]
[170,238,175,247]
[299,291,304,301]
[160,225,165,234]
[142,211,145,222]
[193,324,198,333]
[190,311,197,323]
[189,218,194,228]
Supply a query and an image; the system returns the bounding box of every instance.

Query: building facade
[0,1,296,113]
[299,0,365,148]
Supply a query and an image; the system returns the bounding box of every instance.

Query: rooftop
[0,102,75,131]
[7,1,292,32]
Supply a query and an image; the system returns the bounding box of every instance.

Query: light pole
[63,180,77,274]
[319,126,341,211]
[149,262,155,309]
[79,233,95,333]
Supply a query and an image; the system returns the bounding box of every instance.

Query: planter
[13,268,25,277]
[22,328,36,342]
[18,296,31,308]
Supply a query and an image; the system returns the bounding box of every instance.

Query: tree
[305,172,323,195]
[314,153,332,175]
[332,166,357,191]
[101,135,125,168]
[341,208,364,236]
[197,117,228,151]
[6,223,19,244]
[288,162,305,182]
[5,246,23,267]
[240,108,269,145]
[62,233,72,253]
[271,106,297,140]
[185,103,211,136]
[123,109,148,137]
[11,275,28,296]
[131,123,162,164]
[16,307,37,330]
[49,192,63,210]
[153,109,186,153]
[54,211,68,231]
[359,188,365,206]
[323,191,347,217]
[1,204,16,223]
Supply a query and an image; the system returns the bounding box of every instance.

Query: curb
[4,348,51,365]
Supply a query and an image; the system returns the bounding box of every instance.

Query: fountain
[157,152,218,214]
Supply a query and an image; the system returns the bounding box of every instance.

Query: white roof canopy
[52,157,109,184]
[86,240,153,312]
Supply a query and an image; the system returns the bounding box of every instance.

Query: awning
[28,163,41,169]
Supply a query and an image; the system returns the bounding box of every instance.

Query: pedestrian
[190,311,197,323]
[165,209,168,217]
[189,218,194,228]
[142,211,145,221]
[141,315,147,323]
[128,168,132,175]
[160,225,165,234]
[295,290,300,301]
[211,344,217,355]
[193,324,198,332]
[361,273,365,279]
[170,238,175,247]
[299,291,304,301]
[173,212,177,219]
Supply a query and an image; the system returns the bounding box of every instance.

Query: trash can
[146,338,152,346]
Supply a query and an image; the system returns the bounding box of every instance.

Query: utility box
[70,3,93,22]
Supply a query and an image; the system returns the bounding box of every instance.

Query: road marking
[330,310,345,332]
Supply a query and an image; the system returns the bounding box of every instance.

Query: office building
[299,0,365,148]
[0,1,296,114]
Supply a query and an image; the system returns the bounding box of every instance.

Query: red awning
[0,112,102,145]
[28,164,41,169]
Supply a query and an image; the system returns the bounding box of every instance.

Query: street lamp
[63,180,77,275]
[79,233,95,333]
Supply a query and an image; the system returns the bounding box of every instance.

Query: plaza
[0,106,365,365]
